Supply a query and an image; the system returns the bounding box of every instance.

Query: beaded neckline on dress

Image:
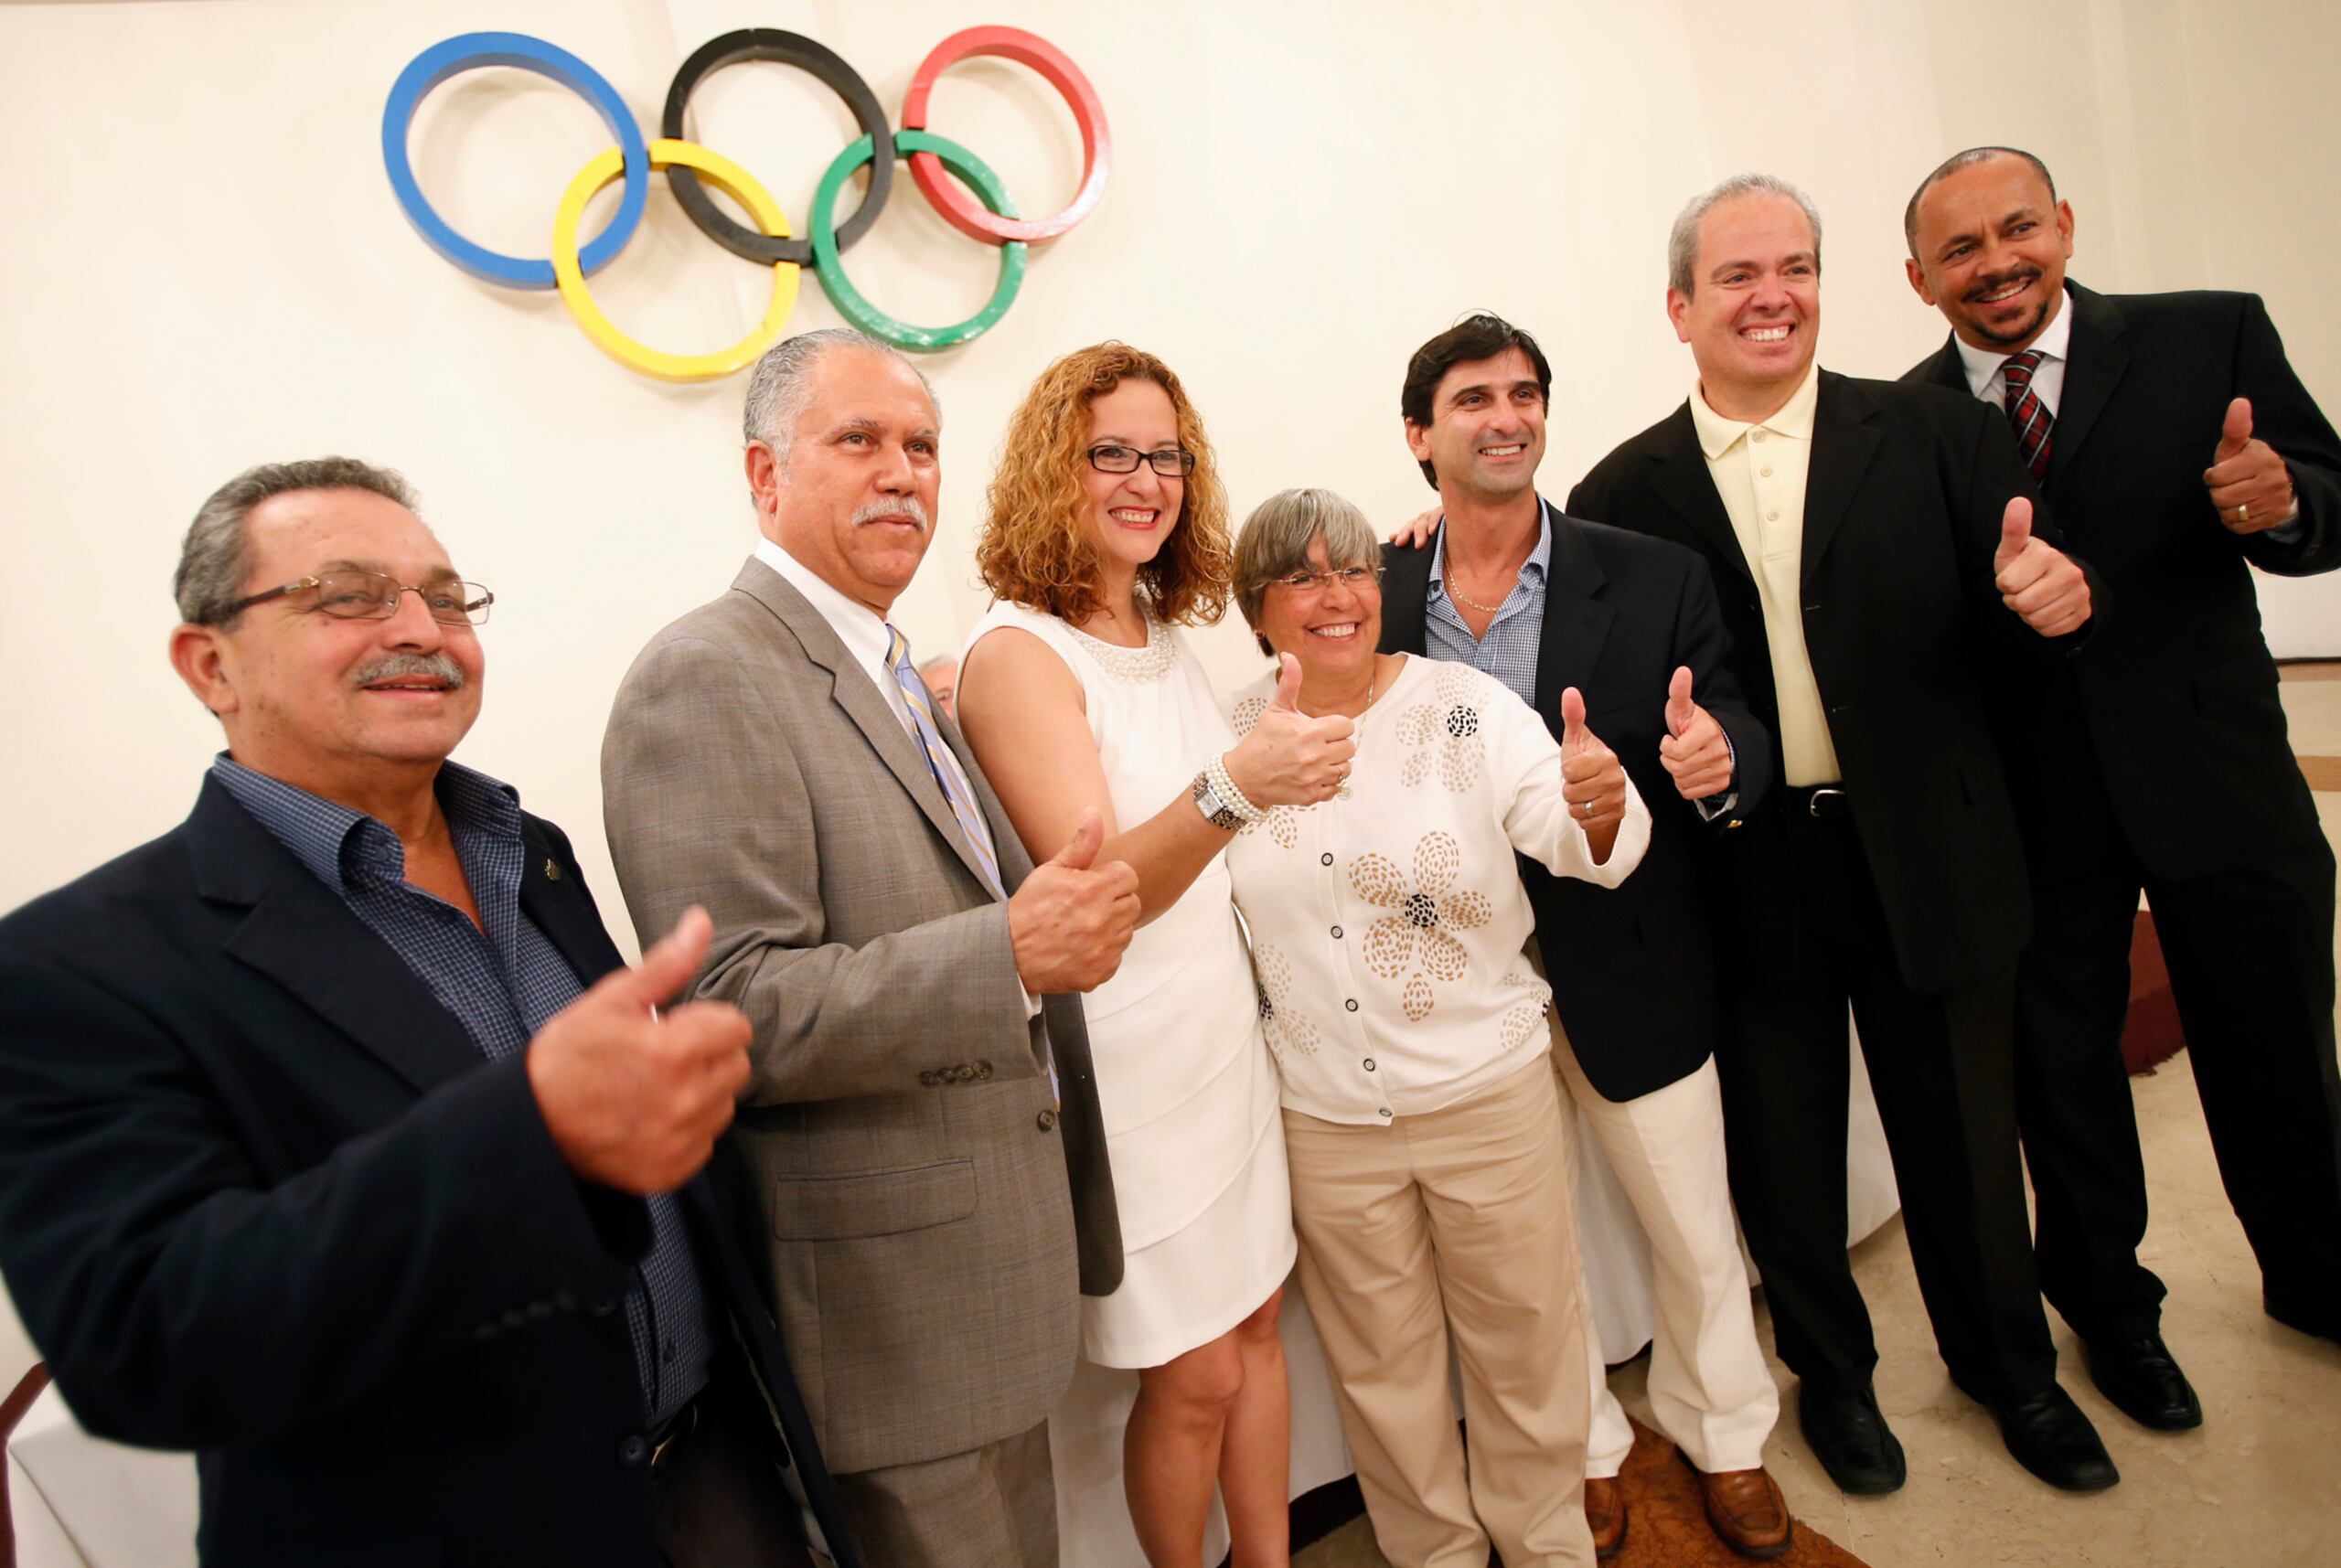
[1066,614,1176,684]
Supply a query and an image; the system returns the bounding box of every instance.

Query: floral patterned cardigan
[1222,653,1651,1125]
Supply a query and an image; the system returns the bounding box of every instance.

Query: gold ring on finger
[2237,502,2250,525]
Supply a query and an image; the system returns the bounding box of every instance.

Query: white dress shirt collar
[1954,283,2074,402]
[753,537,903,694]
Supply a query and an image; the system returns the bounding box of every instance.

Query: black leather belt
[1790,784,1852,819]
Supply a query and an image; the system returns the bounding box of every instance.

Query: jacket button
[588,1295,618,1317]
[918,1070,938,1087]
[1036,1109,1057,1132]
[500,1308,528,1330]
[617,1434,650,1467]
[974,1061,994,1080]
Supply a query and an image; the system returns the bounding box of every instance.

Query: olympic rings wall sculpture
[381,27,1109,381]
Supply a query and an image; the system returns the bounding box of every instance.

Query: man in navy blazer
[1902,147,2341,1405]
[1379,315,1792,1559]
[0,458,856,1567]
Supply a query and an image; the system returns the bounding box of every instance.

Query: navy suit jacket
[0,775,858,1568]
[1381,507,1772,1100]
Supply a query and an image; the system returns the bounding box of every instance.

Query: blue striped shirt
[209,754,710,1424]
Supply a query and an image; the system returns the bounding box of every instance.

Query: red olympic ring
[900,27,1111,245]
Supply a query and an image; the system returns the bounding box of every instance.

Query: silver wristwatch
[1192,770,1245,831]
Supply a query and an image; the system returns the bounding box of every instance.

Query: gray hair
[176,457,417,626]
[1903,146,2058,259]
[1667,173,1823,296]
[1234,488,1380,655]
[915,654,958,676]
[741,327,940,460]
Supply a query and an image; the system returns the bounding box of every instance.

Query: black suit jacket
[1568,372,2079,994]
[1380,503,1772,1100]
[0,776,859,1568]
[1906,282,2341,878]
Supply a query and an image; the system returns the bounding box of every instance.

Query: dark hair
[176,457,418,626]
[1399,314,1553,490]
[1904,146,2058,259]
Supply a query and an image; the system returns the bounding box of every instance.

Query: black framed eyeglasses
[1267,565,1384,593]
[1086,443,1197,477]
[224,570,495,626]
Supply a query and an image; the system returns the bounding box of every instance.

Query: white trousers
[1551,1029,1780,1476]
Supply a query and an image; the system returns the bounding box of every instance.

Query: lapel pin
[544,859,562,881]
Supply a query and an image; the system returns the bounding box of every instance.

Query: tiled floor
[1299,668,2341,1568]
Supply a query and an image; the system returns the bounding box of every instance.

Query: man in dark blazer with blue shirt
[1903,147,2341,1403]
[1380,315,1793,1560]
[0,458,857,1567]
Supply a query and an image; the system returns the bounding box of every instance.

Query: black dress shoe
[1798,1382,1906,1495]
[2084,1333,2203,1430]
[1960,1379,2120,1491]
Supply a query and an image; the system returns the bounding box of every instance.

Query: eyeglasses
[225,570,496,626]
[1086,443,1197,477]
[1266,565,1384,593]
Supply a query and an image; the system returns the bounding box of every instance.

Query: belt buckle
[1806,787,1846,819]
[648,1400,699,1475]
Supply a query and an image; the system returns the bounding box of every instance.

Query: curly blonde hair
[978,343,1232,626]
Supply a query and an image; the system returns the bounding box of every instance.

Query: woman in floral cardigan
[1220,488,1651,1568]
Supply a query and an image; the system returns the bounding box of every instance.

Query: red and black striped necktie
[2001,348,2053,479]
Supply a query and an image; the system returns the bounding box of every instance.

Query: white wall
[3,0,2337,1371]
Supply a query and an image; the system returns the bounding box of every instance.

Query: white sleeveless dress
[965,601,1296,1369]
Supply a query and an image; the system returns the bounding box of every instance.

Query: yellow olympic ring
[551,139,800,383]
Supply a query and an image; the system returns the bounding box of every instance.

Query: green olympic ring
[812,130,1026,352]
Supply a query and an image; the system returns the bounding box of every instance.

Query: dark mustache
[1964,263,2042,303]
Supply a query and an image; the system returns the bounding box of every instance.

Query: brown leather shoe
[1583,1474,1627,1560]
[1686,1457,1792,1560]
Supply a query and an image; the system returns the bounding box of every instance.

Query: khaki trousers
[830,1419,1054,1568]
[1285,1059,1597,1568]
[1552,1040,1781,1477]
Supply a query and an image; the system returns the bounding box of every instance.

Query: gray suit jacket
[601,557,1121,1476]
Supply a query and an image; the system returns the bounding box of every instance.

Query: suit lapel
[1801,372,1884,592]
[188,779,486,1093]
[1377,528,1436,656]
[1534,505,1615,722]
[1641,406,1756,589]
[2048,283,2128,483]
[518,818,625,985]
[732,560,1003,901]
[1913,338,1968,394]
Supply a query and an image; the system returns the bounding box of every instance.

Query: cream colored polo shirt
[1687,364,1842,787]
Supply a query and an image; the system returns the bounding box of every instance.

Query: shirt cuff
[1693,730,1738,820]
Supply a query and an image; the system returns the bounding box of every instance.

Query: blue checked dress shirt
[1424,498,1555,707]
[210,754,711,1425]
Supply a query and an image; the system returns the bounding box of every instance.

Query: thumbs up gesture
[1656,665,1734,801]
[1993,496,2092,637]
[2203,397,2295,535]
[1010,808,1141,995]
[1225,652,1358,807]
[526,906,754,1195]
[1560,686,1630,860]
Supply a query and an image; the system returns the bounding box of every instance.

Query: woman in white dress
[956,344,1352,1568]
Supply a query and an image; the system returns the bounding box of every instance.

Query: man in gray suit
[602,328,1136,1567]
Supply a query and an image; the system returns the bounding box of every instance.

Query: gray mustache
[854,496,930,531]
[350,651,468,689]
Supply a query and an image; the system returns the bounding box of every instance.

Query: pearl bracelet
[1204,752,1267,825]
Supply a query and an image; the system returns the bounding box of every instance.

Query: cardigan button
[1331,925,1342,939]
[1320,853,1333,866]
[1363,1059,1376,1072]
[1344,998,1359,1013]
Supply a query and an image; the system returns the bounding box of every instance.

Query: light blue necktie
[885,625,1004,900]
